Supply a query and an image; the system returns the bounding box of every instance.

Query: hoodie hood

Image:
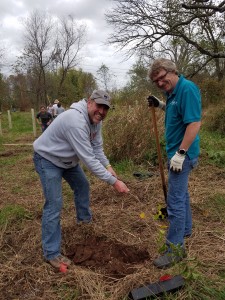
[70,99,91,125]
[70,98,87,112]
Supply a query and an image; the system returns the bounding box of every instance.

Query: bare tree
[182,0,225,12]
[51,16,87,96]
[140,28,209,77]
[21,10,54,106]
[16,10,87,108]
[0,27,8,76]
[106,0,225,80]
[0,48,4,66]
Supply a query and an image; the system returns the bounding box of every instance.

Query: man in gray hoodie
[33,90,129,270]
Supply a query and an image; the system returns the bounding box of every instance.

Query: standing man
[33,90,129,270]
[147,58,201,269]
[55,102,65,117]
[36,105,53,132]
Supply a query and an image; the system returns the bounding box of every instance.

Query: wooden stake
[31,108,37,138]
[7,110,12,129]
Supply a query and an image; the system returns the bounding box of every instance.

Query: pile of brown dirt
[67,235,150,278]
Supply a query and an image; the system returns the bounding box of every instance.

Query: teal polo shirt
[165,75,201,159]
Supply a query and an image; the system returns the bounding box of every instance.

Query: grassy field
[0,110,225,300]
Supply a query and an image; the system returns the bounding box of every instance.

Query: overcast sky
[0,0,137,89]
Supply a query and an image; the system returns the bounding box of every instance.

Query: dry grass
[0,140,225,299]
[103,104,165,164]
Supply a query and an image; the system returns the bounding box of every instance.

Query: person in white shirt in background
[47,103,54,116]
[52,99,59,118]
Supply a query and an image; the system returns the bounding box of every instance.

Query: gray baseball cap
[90,90,111,108]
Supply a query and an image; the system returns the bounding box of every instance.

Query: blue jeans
[166,156,198,250]
[33,152,91,260]
[41,123,49,132]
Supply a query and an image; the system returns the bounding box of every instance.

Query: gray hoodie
[33,99,116,185]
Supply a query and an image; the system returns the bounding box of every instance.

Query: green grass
[218,269,225,279]
[0,151,31,167]
[0,204,32,227]
[112,159,137,178]
[186,277,225,300]
[0,111,34,133]
[200,128,225,167]
[0,111,40,147]
[202,193,225,222]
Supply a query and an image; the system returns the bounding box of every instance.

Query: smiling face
[87,99,109,124]
[151,69,179,94]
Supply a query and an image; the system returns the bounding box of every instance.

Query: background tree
[51,16,87,98]
[182,0,225,13]
[128,60,148,87]
[0,50,5,72]
[0,74,8,111]
[18,10,54,107]
[96,63,115,91]
[3,67,97,110]
[0,28,5,72]
[60,68,97,105]
[14,10,87,109]
[106,0,225,80]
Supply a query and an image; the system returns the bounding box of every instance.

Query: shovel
[150,105,168,218]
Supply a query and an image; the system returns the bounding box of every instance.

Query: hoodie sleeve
[91,126,110,167]
[64,123,116,185]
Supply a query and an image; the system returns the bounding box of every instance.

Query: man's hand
[147,95,160,107]
[147,95,165,108]
[170,152,186,172]
[147,95,165,110]
[107,166,117,178]
[113,179,130,193]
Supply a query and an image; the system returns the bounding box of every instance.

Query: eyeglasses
[152,71,170,85]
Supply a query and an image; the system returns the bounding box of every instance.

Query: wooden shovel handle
[150,106,167,203]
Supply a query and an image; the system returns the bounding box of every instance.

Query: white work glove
[170,152,186,172]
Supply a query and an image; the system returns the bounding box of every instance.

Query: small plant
[153,204,167,220]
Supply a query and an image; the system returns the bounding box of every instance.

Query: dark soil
[67,235,150,278]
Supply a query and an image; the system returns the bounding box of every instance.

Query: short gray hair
[148,58,178,79]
